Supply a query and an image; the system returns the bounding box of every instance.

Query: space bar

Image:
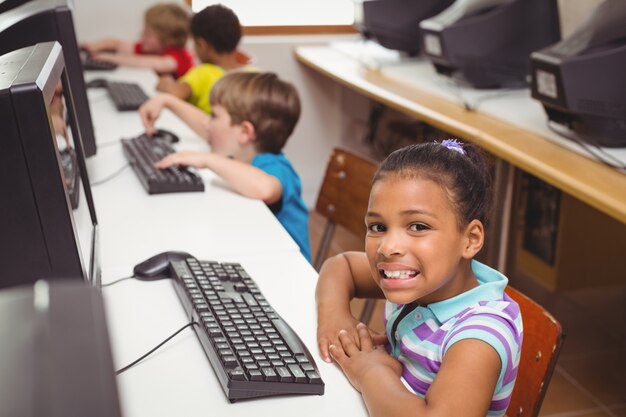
[272,318,305,355]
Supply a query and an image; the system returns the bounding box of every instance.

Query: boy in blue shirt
[146,71,311,261]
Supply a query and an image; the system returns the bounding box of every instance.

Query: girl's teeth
[382,270,416,279]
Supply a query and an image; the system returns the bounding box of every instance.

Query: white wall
[73,0,186,42]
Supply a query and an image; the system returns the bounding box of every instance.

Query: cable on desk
[90,163,130,186]
[546,121,626,172]
[96,138,123,148]
[115,321,198,375]
[100,276,135,288]
[439,76,524,112]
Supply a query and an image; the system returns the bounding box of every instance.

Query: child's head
[374,140,493,230]
[209,71,301,155]
[142,3,190,52]
[190,4,241,62]
[366,140,493,305]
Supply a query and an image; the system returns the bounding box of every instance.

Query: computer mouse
[133,251,192,279]
[152,128,180,144]
[86,78,108,89]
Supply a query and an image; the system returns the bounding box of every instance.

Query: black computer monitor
[0,280,122,417]
[355,0,455,56]
[0,0,97,157]
[530,0,626,148]
[0,41,100,289]
[0,0,31,13]
[419,0,561,88]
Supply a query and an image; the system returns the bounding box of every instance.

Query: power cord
[90,163,130,186]
[546,121,626,172]
[115,321,198,375]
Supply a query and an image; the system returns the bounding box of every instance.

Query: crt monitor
[354,0,455,56]
[0,0,97,157]
[0,41,100,289]
[530,0,626,148]
[419,0,561,88]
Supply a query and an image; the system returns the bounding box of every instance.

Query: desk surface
[294,43,626,225]
[102,253,366,417]
[82,68,364,416]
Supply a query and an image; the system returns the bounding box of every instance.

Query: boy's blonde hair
[210,72,301,154]
[144,3,190,49]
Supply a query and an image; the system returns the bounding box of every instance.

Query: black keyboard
[107,82,149,111]
[121,134,204,194]
[80,49,118,71]
[170,255,325,401]
[83,56,118,71]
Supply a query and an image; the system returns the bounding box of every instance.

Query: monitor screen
[0,0,97,157]
[0,41,100,289]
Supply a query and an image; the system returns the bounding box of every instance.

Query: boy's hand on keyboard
[154,151,209,170]
[92,52,118,64]
[139,95,168,136]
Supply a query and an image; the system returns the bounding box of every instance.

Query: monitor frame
[0,0,97,157]
[0,41,100,289]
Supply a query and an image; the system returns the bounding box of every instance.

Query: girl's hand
[317,311,360,363]
[329,323,401,392]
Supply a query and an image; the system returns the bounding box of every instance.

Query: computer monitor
[530,0,626,148]
[0,0,31,13]
[419,0,561,88]
[0,280,122,417]
[0,0,97,157]
[355,0,455,56]
[0,41,100,289]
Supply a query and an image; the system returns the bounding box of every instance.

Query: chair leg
[313,221,336,271]
[359,299,377,324]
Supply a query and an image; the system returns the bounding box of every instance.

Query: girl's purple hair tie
[440,139,465,155]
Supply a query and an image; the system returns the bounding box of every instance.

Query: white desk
[102,253,366,417]
[82,68,368,417]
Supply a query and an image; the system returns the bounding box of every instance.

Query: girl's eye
[367,223,386,233]
[409,223,429,232]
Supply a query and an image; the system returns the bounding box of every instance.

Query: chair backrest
[313,147,379,270]
[505,286,564,417]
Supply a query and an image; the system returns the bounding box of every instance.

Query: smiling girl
[315,140,523,417]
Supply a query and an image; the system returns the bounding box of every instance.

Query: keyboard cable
[90,162,130,186]
[115,321,198,375]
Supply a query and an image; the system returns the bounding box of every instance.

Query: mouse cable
[115,321,198,375]
[100,276,136,288]
[90,162,130,187]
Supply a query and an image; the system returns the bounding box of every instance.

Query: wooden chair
[313,148,379,322]
[505,286,564,417]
